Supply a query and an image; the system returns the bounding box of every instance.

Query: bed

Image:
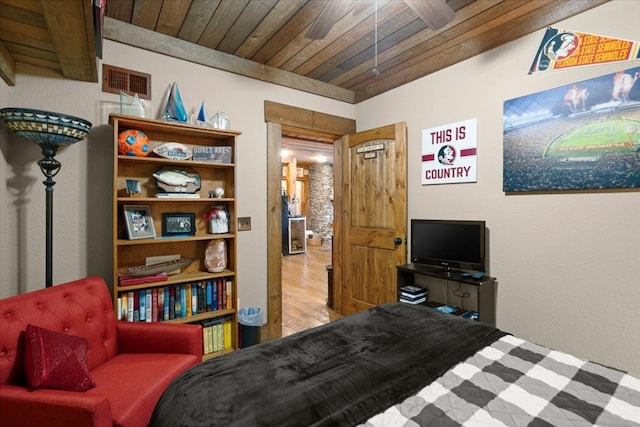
[149,303,640,426]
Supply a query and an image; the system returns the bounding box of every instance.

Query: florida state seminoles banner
[529,27,640,74]
[421,118,477,185]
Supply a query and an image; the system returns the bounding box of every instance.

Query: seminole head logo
[544,32,579,60]
[438,145,456,165]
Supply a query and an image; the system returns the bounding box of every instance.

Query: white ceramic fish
[153,170,198,186]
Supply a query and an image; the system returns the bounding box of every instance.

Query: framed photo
[123,205,156,240]
[162,213,196,236]
[503,66,640,192]
[125,179,141,197]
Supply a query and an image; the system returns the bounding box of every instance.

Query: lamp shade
[0,108,92,147]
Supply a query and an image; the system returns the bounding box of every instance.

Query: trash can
[238,307,263,348]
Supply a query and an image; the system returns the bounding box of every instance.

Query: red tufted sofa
[0,276,203,427]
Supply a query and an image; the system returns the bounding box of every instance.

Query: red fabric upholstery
[0,276,203,427]
[24,324,96,391]
[89,353,198,427]
[0,384,113,427]
[117,321,203,356]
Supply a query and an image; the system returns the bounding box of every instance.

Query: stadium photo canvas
[503,66,640,192]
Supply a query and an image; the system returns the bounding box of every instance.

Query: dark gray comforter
[149,303,506,427]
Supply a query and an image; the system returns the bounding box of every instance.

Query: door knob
[394,237,403,245]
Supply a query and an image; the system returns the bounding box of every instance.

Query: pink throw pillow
[24,324,96,391]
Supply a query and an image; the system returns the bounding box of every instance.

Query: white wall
[357,0,640,376]
[0,41,355,314]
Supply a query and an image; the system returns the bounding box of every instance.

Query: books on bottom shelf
[399,285,428,305]
[201,316,233,355]
[116,278,233,322]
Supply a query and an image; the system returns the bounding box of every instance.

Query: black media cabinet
[396,263,497,327]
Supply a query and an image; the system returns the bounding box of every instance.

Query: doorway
[281,135,336,336]
[281,243,332,336]
[265,101,356,340]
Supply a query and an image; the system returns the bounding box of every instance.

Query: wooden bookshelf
[110,114,240,359]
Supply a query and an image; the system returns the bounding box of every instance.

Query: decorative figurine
[120,92,145,118]
[204,206,229,234]
[204,239,227,272]
[162,82,187,123]
[196,101,209,126]
[153,168,201,194]
[211,112,230,130]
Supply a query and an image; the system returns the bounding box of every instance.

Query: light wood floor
[281,244,332,337]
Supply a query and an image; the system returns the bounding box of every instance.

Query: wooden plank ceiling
[0,0,98,86]
[102,0,610,103]
[0,0,609,103]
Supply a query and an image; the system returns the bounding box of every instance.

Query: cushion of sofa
[24,324,96,392]
[87,352,200,427]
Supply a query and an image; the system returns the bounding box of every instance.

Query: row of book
[399,285,428,304]
[200,316,233,355]
[116,279,233,322]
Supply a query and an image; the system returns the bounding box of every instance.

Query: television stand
[396,263,497,326]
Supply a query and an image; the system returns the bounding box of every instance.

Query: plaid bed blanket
[362,335,640,426]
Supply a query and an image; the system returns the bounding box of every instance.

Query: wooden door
[334,122,407,315]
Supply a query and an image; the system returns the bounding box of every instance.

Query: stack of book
[399,285,428,304]
[201,315,233,355]
[116,278,233,322]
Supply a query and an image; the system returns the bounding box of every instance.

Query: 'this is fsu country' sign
[421,118,478,185]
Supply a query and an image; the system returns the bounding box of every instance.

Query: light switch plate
[238,217,251,231]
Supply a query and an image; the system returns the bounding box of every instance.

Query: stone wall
[308,163,333,245]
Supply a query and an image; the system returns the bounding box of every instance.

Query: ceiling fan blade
[404,0,455,31]
[305,1,345,40]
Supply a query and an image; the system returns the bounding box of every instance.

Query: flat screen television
[410,219,486,273]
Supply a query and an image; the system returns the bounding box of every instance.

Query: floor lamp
[0,108,92,287]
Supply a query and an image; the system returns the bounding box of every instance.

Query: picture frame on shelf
[162,213,196,236]
[123,205,156,240]
[125,179,142,197]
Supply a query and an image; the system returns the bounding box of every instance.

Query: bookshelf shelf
[110,114,240,359]
[116,234,235,246]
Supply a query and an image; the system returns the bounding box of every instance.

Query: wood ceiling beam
[405,0,455,31]
[0,39,15,86]
[104,17,355,104]
[266,101,356,137]
[40,0,97,82]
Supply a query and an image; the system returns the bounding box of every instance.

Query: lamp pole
[0,108,92,288]
[37,143,62,287]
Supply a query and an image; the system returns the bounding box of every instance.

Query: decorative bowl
[0,107,92,146]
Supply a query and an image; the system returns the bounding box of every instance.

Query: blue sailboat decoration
[162,82,187,122]
[195,101,210,126]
